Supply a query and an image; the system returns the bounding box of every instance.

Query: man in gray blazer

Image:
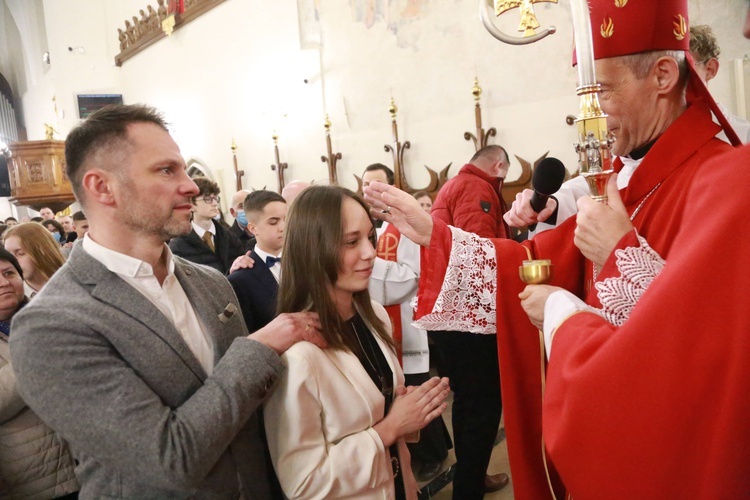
[10,104,323,499]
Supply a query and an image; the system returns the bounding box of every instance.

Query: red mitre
[573,0,742,146]
[583,0,689,61]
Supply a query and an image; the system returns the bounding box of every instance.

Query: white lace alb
[413,227,497,334]
[594,232,665,326]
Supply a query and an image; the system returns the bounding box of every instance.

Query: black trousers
[430,331,502,500]
[404,372,452,465]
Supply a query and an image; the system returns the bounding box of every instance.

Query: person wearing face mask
[228,189,256,252]
[41,219,67,245]
[3,222,65,298]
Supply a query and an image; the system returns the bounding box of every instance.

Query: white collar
[82,234,175,279]
[253,246,282,264]
[192,220,215,238]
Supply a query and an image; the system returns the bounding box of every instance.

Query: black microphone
[528,157,566,231]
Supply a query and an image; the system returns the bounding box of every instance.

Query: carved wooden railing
[356,97,450,198]
[115,0,229,67]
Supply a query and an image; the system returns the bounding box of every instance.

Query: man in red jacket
[427,145,511,498]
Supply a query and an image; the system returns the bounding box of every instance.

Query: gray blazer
[10,244,283,499]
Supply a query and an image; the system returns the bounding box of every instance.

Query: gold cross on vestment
[495,0,558,37]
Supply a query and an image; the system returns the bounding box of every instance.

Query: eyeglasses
[197,195,221,204]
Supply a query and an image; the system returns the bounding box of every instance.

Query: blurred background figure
[689,24,750,143]
[3,222,66,298]
[413,190,433,213]
[41,219,67,246]
[0,247,79,499]
[281,180,310,205]
[39,207,55,221]
[57,215,75,237]
[228,189,256,252]
[72,211,89,240]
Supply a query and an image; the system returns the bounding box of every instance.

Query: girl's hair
[3,222,66,281]
[277,185,392,352]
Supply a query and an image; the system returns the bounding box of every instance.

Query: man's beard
[119,184,192,241]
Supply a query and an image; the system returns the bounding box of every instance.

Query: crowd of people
[2,1,749,499]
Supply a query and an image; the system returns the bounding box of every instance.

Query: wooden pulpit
[6,140,75,212]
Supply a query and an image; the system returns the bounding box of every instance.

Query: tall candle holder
[320,115,342,185]
[464,77,497,151]
[270,131,288,194]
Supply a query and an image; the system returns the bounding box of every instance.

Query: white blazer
[264,301,418,499]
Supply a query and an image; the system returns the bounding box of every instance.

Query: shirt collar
[82,234,175,279]
[192,221,216,239]
[253,246,281,265]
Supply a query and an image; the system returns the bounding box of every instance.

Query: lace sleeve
[595,232,665,326]
[412,226,497,334]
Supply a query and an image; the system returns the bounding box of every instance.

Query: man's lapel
[249,251,279,292]
[173,258,239,360]
[68,247,208,381]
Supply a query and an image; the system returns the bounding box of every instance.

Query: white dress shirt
[253,246,282,283]
[82,235,215,375]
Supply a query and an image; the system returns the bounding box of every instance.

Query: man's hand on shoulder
[250,312,325,354]
[229,252,255,274]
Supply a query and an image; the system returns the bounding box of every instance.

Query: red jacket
[431,163,510,238]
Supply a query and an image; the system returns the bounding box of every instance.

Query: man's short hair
[191,177,220,203]
[689,25,720,63]
[64,104,169,204]
[4,217,17,223]
[244,190,286,216]
[620,50,688,85]
[0,247,23,280]
[30,217,43,223]
[72,211,87,222]
[363,163,394,186]
[471,145,508,165]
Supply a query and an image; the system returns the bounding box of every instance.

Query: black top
[348,313,405,500]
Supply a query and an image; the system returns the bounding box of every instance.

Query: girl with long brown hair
[264,186,450,499]
[3,222,66,297]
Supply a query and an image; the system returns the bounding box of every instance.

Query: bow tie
[265,256,281,268]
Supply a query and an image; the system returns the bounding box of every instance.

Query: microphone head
[532,157,566,195]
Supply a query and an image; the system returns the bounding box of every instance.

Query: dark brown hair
[191,176,220,203]
[277,185,392,352]
[65,104,168,204]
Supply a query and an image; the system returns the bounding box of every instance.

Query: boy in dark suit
[169,176,246,274]
[228,190,287,333]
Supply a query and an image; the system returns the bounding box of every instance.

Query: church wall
[8,0,746,220]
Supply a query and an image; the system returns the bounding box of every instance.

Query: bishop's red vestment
[415,101,733,498]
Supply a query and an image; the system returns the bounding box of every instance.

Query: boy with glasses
[169,176,245,274]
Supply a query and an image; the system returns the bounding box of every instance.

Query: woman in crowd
[0,248,79,498]
[3,222,66,297]
[413,191,433,213]
[41,219,67,245]
[264,185,450,499]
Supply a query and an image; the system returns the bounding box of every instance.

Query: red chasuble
[416,101,733,499]
[545,145,750,498]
